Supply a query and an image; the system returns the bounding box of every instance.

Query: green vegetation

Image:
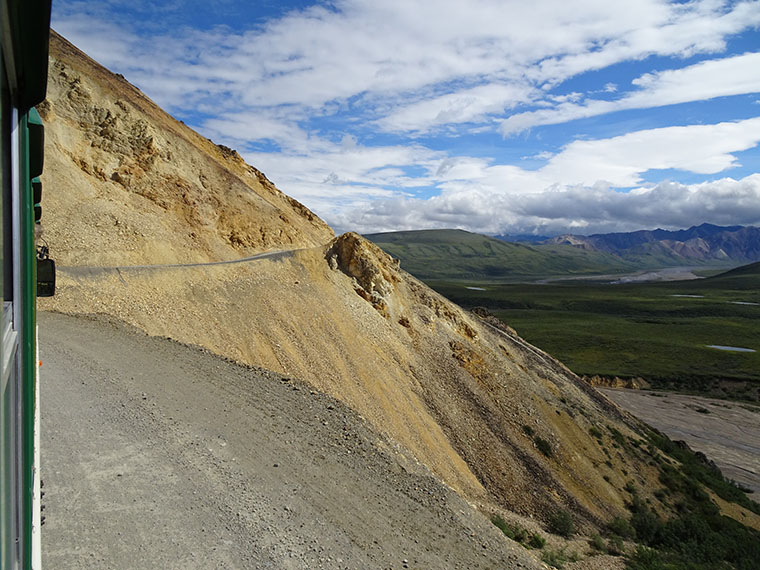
[622,493,760,570]
[365,229,641,281]
[609,516,636,538]
[534,436,553,457]
[364,228,743,282]
[647,432,760,515]
[428,263,760,400]
[490,515,545,549]
[542,547,580,569]
[367,229,759,398]
[507,428,760,569]
[607,535,625,555]
[616,430,760,569]
[548,508,575,537]
[527,533,546,549]
[589,533,606,551]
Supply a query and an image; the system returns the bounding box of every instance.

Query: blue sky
[53,0,760,236]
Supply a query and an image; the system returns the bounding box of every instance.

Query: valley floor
[39,311,544,569]
[600,388,760,496]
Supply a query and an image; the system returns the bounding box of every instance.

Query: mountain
[38,31,759,562]
[546,223,760,265]
[364,229,638,281]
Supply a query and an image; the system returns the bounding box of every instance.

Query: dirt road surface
[600,388,760,495]
[39,311,543,570]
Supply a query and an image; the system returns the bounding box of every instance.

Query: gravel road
[39,311,543,569]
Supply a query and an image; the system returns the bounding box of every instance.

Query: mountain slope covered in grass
[365,229,639,281]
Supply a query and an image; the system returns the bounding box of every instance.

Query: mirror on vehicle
[36,257,55,297]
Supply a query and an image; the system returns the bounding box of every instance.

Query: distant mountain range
[365,224,759,282]
[544,223,760,265]
[364,229,639,281]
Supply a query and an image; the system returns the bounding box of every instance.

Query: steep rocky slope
[40,31,332,267]
[40,32,683,540]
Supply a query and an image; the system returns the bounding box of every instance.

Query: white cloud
[502,52,760,135]
[55,0,760,126]
[541,117,760,187]
[249,118,760,232]
[377,84,537,134]
[238,139,445,221]
[337,174,760,236]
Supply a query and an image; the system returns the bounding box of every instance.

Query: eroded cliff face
[40,31,333,267]
[41,32,667,533]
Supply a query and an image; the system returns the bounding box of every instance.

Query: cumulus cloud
[335,175,760,236]
[542,118,760,187]
[254,119,760,234]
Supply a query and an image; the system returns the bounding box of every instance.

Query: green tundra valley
[367,230,760,401]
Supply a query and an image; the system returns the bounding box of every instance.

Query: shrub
[589,533,605,551]
[492,515,541,548]
[491,514,510,535]
[535,436,553,457]
[609,427,627,447]
[626,546,670,570]
[630,506,663,545]
[548,508,575,537]
[606,535,625,556]
[589,426,603,439]
[522,425,535,436]
[541,547,580,569]
[528,533,546,549]
[608,515,635,539]
[648,431,760,515]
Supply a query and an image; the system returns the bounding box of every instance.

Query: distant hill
[546,223,760,266]
[492,233,550,244]
[364,229,638,281]
[697,260,760,290]
[714,260,760,278]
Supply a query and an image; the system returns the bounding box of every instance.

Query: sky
[52,0,760,237]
